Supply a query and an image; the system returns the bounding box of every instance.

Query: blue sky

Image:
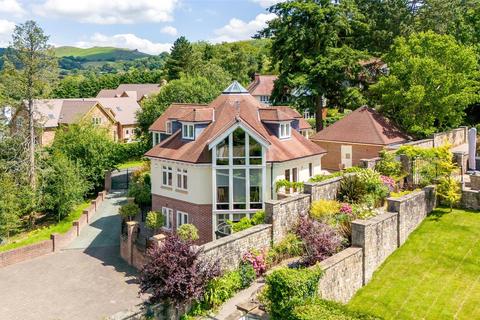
[0,0,282,54]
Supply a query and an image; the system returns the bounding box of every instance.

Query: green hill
[54,46,150,61]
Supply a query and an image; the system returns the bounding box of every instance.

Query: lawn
[349,208,480,320]
[117,159,146,170]
[0,201,91,253]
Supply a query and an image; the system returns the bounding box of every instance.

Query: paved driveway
[0,191,143,320]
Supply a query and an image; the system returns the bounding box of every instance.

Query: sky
[0,0,283,54]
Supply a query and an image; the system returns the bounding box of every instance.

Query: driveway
[0,191,143,320]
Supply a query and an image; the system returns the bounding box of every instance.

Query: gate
[111,168,132,190]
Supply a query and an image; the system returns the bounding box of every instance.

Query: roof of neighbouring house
[310,106,409,145]
[81,97,141,125]
[145,82,324,164]
[96,83,162,101]
[32,99,64,128]
[247,74,278,97]
[58,100,100,124]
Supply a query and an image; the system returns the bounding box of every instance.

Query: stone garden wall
[462,189,480,210]
[304,176,342,201]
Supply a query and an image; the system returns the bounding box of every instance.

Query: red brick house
[310,106,409,171]
[146,81,326,244]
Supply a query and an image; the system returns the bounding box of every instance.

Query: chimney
[254,73,260,84]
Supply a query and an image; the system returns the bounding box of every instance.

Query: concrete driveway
[0,191,143,320]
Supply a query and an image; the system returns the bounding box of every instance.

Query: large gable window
[182,123,194,140]
[279,122,291,139]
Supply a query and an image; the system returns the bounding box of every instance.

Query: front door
[341,145,352,169]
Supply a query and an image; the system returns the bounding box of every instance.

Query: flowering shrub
[339,203,353,215]
[380,175,395,192]
[243,249,268,276]
[295,217,343,266]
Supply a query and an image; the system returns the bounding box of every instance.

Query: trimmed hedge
[292,298,382,320]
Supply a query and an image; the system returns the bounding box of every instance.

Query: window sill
[175,189,188,194]
[161,186,173,191]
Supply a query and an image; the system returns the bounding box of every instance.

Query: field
[54,46,149,61]
[349,208,480,319]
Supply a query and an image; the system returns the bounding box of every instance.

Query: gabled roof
[311,106,409,145]
[81,97,140,125]
[258,108,295,122]
[96,83,161,101]
[149,103,211,132]
[58,100,117,125]
[247,74,278,96]
[177,108,214,122]
[32,99,64,128]
[145,82,325,163]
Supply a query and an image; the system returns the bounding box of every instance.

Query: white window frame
[260,95,270,103]
[92,116,102,125]
[176,168,188,191]
[279,122,291,139]
[166,121,172,134]
[162,165,173,187]
[176,211,188,228]
[162,207,173,230]
[182,123,194,140]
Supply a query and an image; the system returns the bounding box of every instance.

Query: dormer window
[166,121,172,134]
[182,123,194,140]
[279,122,291,139]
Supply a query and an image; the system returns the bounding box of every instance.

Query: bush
[119,203,140,221]
[292,298,381,320]
[309,171,342,183]
[263,266,323,320]
[201,268,248,311]
[243,249,268,276]
[295,216,343,266]
[139,234,220,306]
[228,210,265,233]
[375,150,404,180]
[128,164,151,206]
[338,175,366,203]
[437,176,461,211]
[239,262,256,288]
[114,141,149,164]
[177,224,199,241]
[389,189,418,198]
[146,211,163,230]
[310,199,341,221]
[268,233,304,266]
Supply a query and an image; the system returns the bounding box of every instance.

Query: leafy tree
[165,36,194,80]
[437,176,461,211]
[146,211,164,230]
[139,234,220,306]
[258,0,369,131]
[371,31,480,137]
[1,20,58,187]
[119,203,140,221]
[137,76,227,141]
[0,173,21,239]
[38,152,88,221]
[51,122,118,192]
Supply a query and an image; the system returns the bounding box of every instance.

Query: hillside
[54,46,150,61]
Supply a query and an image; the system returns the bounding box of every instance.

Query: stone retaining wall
[0,191,107,268]
[461,189,480,210]
[304,176,342,201]
[317,247,363,303]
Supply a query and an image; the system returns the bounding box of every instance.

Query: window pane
[232,128,245,165]
[250,169,262,204]
[189,125,194,138]
[183,175,188,189]
[233,169,246,205]
[216,169,229,206]
[177,173,182,188]
[249,137,262,165]
[216,137,229,165]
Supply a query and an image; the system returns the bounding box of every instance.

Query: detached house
[311,106,409,171]
[146,81,326,244]
[96,83,163,102]
[247,74,277,105]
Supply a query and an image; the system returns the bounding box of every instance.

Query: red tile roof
[177,108,214,122]
[149,103,210,132]
[146,93,325,163]
[96,84,161,101]
[258,108,295,122]
[247,74,277,96]
[311,106,409,145]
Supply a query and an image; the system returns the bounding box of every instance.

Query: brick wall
[0,240,53,268]
[312,140,383,171]
[317,247,363,303]
[201,224,272,271]
[152,194,213,244]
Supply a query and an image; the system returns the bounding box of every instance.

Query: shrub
[380,175,395,191]
[145,211,163,230]
[139,234,220,306]
[275,179,304,193]
[114,141,149,164]
[338,175,366,203]
[375,150,404,180]
[310,199,341,221]
[243,249,268,276]
[437,176,461,211]
[263,266,323,320]
[309,171,342,183]
[268,233,304,266]
[127,171,151,206]
[389,189,418,198]
[119,203,140,221]
[251,210,266,225]
[292,298,381,320]
[239,262,256,288]
[295,216,343,266]
[229,210,265,233]
[177,224,199,241]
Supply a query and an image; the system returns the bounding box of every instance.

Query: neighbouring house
[96,83,163,102]
[310,106,409,171]
[146,81,326,244]
[247,74,277,105]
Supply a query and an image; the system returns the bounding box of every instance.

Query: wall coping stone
[352,210,397,227]
[264,193,310,206]
[318,247,363,270]
[304,176,343,189]
[201,224,272,252]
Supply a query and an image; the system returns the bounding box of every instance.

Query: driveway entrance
[0,191,143,320]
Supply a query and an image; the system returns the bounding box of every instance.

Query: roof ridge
[362,107,389,145]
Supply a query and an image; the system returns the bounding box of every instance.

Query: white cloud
[212,13,276,43]
[75,33,172,55]
[35,0,179,24]
[0,19,15,47]
[250,0,285,8]
[0,0,25,16]
[160,26,178,36]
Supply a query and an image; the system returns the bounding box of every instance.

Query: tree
[370,31,480,137]
[165,36,194,80]
[139,234,220,306]
[0,173,21,239]
[258,0,369,131]
[51,122,118,192]
[1,20,58,187]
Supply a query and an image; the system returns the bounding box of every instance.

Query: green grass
[117,159,146,170]
[54,46,149,61]
[349,208,480,320]
[0,201,91,253]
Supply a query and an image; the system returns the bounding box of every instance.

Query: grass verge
[117,159,146,170]
[0,201,91,253]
